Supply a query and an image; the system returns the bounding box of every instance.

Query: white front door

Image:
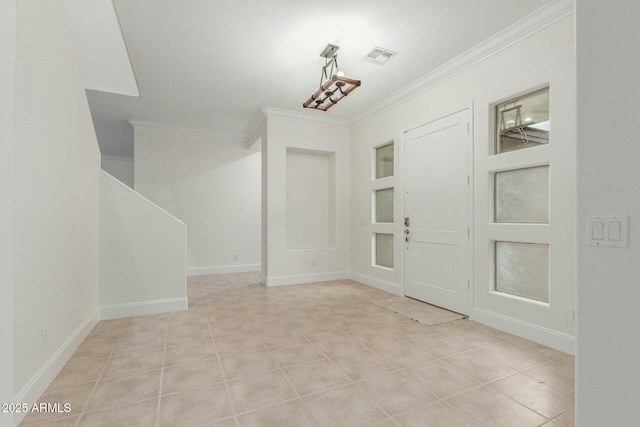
[404,109,471,315]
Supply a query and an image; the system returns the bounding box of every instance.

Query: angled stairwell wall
[99,170,188,319]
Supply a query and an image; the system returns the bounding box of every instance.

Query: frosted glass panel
[495,166,549,223]
[375,188,394,223]
[376,143,394,179]
[495,242,549,302]
[496,88,549,154]
[375,234,394,269]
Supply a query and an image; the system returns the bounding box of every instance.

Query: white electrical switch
[587,215,629,247]
[592,221,605,240]
[609,221,622,241]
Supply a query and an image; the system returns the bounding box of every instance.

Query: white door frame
[401,103,474,314]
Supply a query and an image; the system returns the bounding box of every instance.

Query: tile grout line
[73,319,126,426]
[154,319,169,427]
[254,321,321,426]
[287,320,395,425]
[206,306,240,427]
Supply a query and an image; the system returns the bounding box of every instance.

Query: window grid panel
[375,143,394,179]
[374,188,394,223]
[495,241,549,302]
[374,233,394,269]
[495,165,549,224]
[495,87,549,154]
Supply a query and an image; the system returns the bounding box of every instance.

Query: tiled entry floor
[21,275,575,426]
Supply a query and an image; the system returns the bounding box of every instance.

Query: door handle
[405,228,410,243]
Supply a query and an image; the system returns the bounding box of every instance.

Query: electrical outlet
[41,328,48,347]
[568,307,576,323]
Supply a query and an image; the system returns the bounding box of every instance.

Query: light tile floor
[20,274,575,426]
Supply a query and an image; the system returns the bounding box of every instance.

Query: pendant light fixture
[303,44,361,111]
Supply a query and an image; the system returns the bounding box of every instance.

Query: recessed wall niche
[286,148,336,249]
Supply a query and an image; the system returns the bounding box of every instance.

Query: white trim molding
[471,307,575,355]
[243,108,267,141]
[187,263,261,277]
[349,272,402,296]
[99,297,188,320]
[351,0,574,126]
[128,119,246,142]
[12,308,99,426]
[261,107,350,129]
[264,271,349,287]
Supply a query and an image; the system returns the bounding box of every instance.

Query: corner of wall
[0,0,17,420]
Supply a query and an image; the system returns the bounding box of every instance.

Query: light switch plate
[587,215,629,247]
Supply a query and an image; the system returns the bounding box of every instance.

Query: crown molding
[127,0,572,141]
[351,0,574,127]
[127,119,246,142]
[242,107,350,141]
[261,107,350,129]
[243,108,268,141]
[122,1,571,143]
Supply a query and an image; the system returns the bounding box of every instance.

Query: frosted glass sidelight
[495,88,549,154]
[495,241,549,302]
[375,233,394,269]
[375,143,394,179]
[495,166,549,223]
[375,188,394,223]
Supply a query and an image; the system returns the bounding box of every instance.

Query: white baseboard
[13,308,99,426]
[349,271,402,296]
[265,271,349,287]
[471,307,575,355]
[187,263,261,276]
[99,297,188,320]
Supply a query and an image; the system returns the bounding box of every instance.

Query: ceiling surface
[82,0,554,157]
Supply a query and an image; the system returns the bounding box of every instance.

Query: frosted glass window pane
[496,88,549,154]
[375,234,394,269]
[375,188,394,223]
[495,242,549,302]
[495,166,549,223]
[376,143,394,179]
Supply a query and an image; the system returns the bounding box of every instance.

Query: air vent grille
[363,46,397,65]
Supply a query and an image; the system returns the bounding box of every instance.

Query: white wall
[576,1,640,425]
[350,15,575,352]
[101,155,134,188]
[263,111,350,286]
[13,0,101,416]
[0,1,17,425]
[99,170,187,319]
[134,126,261,276]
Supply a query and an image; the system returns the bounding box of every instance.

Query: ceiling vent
[363,47,397,65]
